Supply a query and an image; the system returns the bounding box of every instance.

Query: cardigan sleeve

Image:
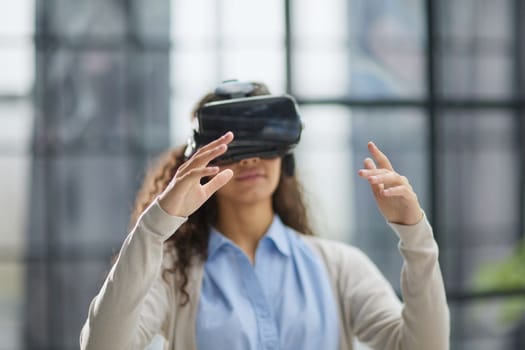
[79,198,187,350]
[344,214,449,350]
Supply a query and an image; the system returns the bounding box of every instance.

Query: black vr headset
[184,80,303,176]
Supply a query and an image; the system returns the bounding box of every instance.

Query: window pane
[293,0,348,43]
[449,298,524,350]
[0,263,24,350]
[0,46,34,95]
[220,49,285,92]
[24,260,110,349]
[0,156,31,258]
[0,101,33,260]
[171,50,217,89]
[437,0,514,98]
[0,0,34,36]
[293,0,426,98]
[0,101,33,153]
[130,52,172,152]
[221,0,283,44]
[133,0,171,41]
[28,155,141,254]
[293,49,349,98]
[292,0,349,98]
[35,50,128,152]
[170,50,217,145]
[35,49,170,153]
[171,0,217,45]
[347,0,426,98]
[47,0,126,40]
[438,0,511,41]
[437,110,521,292]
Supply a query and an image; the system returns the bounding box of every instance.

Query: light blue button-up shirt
[196,215,339,350]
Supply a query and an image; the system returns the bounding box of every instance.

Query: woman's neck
[215,199,274,264]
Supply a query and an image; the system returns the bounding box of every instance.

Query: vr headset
[184,81,303,175]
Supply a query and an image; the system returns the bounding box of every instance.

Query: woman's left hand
[358,141,423,226]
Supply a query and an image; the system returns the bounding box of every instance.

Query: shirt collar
[264,215,291,257]
[207,215,291,259]
[207,227,232,260]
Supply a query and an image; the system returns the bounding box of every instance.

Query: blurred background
[1,0,524,349]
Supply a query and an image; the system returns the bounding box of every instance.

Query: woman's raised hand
[158,132,235,217]
[358,141,423,226]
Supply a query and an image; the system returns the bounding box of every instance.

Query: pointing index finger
[368,141,394,171]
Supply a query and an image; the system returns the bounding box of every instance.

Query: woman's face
[215,156,282,206]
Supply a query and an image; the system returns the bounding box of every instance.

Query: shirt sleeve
[79,198,187,350]
[344,214,449,350]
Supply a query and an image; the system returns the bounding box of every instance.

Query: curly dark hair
[129,82,314,305]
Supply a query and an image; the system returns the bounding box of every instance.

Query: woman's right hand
[158,132,234,217]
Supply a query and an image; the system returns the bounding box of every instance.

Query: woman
[80,82,449,350]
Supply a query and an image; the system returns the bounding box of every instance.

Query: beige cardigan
[80,199,450,350]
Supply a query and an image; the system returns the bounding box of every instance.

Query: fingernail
[369,176,377,183]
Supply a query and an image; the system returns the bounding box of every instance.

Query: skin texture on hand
[158,132,235,217]
[357,141,423,226]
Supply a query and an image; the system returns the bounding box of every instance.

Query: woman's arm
[351,141,449,349]
[80,132,235,349]
[347,215,449,350]
[79,199,186,350]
